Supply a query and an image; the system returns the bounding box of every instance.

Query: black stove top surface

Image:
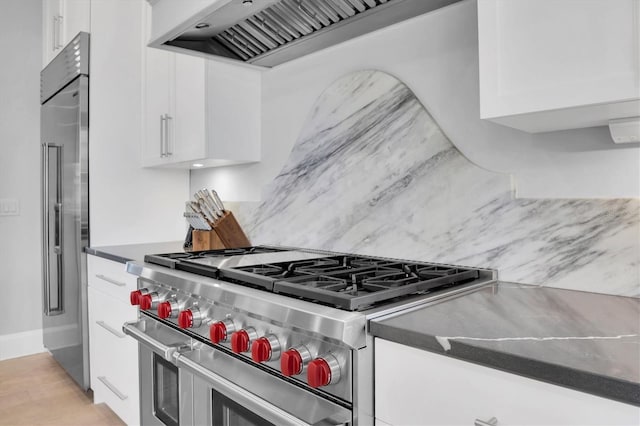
[144,247,486,311]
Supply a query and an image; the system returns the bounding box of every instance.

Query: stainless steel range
[123,246,495,425]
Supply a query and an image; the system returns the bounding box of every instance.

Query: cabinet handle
[96,320,126,338]
[160,115,166,157]
[95,274,126,287]
[56,15,63,49]
[164,114,173,156]
[474,417,498,426]
[52,16,57,51]
[97,376,128,400]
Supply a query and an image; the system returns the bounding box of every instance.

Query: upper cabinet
[142,3,261,169]
[42,0,90,68]
[478,0,640,133]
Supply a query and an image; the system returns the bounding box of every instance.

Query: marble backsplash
[227,70,639,297]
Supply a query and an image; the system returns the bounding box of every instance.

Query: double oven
[122,246,494,426]
[125,317,347,426]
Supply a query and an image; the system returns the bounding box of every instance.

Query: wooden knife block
[192,211,251,251]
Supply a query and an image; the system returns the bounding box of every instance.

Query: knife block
[192,211,251,251]
[192,229,225,251]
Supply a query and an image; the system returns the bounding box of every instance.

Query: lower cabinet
[88,255,140,425]
[375,338,639,426]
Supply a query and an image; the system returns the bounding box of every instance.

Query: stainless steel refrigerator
[40,32,90,390]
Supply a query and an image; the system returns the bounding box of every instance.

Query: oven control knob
[139,292,161,311]
[231,327,257,353]
[129,288,150,306]
[209,319,236,344]
[157,300,180,319]
[251,335,281,363]
[307,354,341,388]
[281,345,312,376]
[178,307,203,329]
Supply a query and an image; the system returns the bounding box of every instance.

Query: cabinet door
[375,339,640,426]
[478,0,640,132]
[60,0,90,42]
[172,53,206,163]
[143,45,172,166]
[42,0,63,67]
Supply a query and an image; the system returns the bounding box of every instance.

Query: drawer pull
[475,417,498,426]
[97,376,128,400]
[95,274,126,287]
[96,320,126,338]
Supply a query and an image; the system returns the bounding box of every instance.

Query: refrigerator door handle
[43,143,64,316]
[54,202,63,254]
[42,142,51,315]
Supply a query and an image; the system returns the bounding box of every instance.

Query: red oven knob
[281,345,311,376]
[178,310,193,328]
[157,301,172,319]
[307,354,341,388]
[251,335,281,363]
[230,327,257,353]
[281,350,303,376]
[178,307,204,329]
[129,289,149,306]
[209,319,236,344]
[139,294,153,310]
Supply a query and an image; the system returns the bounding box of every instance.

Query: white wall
[191,0,640,201]
[0,0,44,339]
[89,0,189,246]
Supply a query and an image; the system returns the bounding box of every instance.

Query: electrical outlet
[0,198,19,216]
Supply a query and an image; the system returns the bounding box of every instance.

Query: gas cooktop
[144,246,490,311]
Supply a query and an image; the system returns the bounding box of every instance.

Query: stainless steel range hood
[150,0,462,67]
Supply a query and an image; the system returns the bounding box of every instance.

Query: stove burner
[144,249,486,311]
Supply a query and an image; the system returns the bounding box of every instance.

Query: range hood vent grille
[217,0,389,61]
[163,0,462,67]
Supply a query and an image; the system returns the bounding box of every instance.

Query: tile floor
[0,353,125,426]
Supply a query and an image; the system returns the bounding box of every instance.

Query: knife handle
[210,190,226,213]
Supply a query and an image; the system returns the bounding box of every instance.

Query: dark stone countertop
[85,241,186,264]
[369,282,640,406]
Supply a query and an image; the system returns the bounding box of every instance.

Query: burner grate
[268,257,482,310]
[144,249,487,311]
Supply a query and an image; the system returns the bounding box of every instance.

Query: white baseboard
[0,328,46,361]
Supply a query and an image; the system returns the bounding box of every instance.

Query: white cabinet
[142,47,207,167]
[142,4,260,169]
[88,255,140,426]
[478,0,640,133]
[375,339,640,426]
[42,0,90,67]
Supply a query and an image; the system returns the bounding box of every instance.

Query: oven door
[123,317,193,426]
[178,344,352,426]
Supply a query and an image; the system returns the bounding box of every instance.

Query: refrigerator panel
[41,74,89,390]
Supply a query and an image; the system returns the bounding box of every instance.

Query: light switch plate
[0,198,20,216]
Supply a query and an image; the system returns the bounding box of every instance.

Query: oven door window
[153,354,179,426]
[212,390,275,426]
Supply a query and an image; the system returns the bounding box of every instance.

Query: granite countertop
[85,241,186,264]
[370,282,640,406]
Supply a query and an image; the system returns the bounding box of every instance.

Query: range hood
[150,0,462,67]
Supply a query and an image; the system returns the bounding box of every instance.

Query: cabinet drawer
[88,287,140,425]
[93,374,140,426]
[87,254,137,302]
[375,339,639,426]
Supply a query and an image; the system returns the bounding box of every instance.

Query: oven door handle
[178,354,315,426]
[123,320,190,362]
